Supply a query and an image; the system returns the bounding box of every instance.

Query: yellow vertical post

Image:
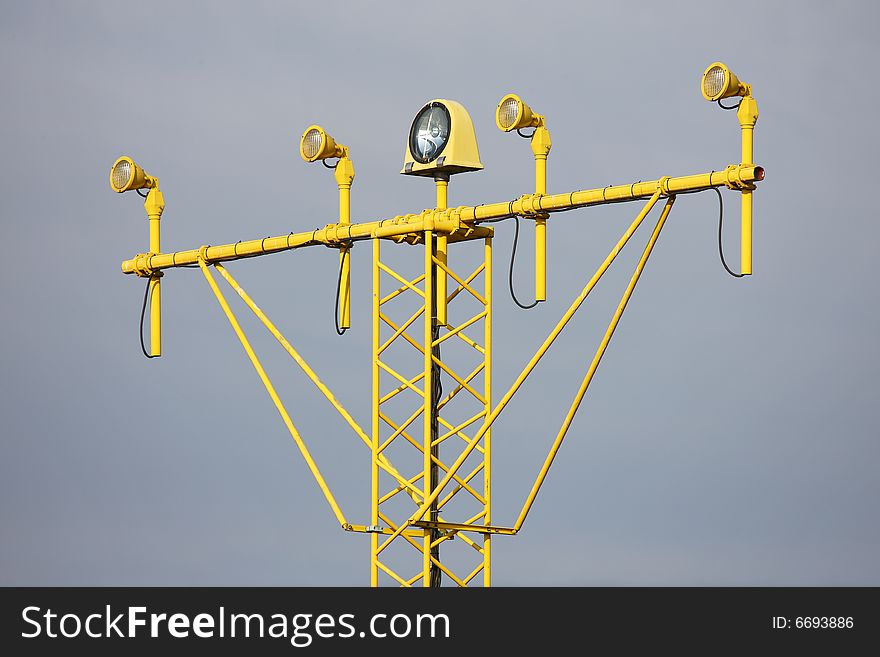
[423,229,435,587]
[432,176,447,585]
[371,237,380,586]
[145,187,165,357]
[483,236,493,586]
[737,95,758,275]
[435,175,449,326]
[531,126,551,302]
[335,156,355,328]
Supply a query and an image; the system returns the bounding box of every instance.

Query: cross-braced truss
[370,233,493,587]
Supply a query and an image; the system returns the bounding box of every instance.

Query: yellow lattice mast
[112,63,761,586]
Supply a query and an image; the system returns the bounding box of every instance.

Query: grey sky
[1,1,878,585]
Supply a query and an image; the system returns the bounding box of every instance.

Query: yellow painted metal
[514,197,675,531]
[423,229,434,587]
[119,80,761,586]
[483,236,492,586]
[378,191,663,550]
[371,231,493,586]
[738,95,758,275]
[401,99,483,177]
[145,186,164,357]
[214,258,432,519]
[435,177,448,326]
[532,125,551,302]
[701,62,750,102]
[109,156,157,193]
[198,258,348,528]
[120,165,761,275]
[211,263,364,438]
[371,238,380,587]
[336,156,354,329]
[299,125,347,163]
[495,93,544,133]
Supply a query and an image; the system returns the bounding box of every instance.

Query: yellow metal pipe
[371,238,380,586]
[121,165,762,275]
[380,274,426,306]
[435,177,448,326]
[148,274,161,357]
[198,259,348,528]
[437,362,484,413]
[336,156,354,330]
[532,126,549,303]
[213,264,368,443]
[377,191,662,552]
[435,409,487,447]
[339,245,351,329]
[535,154,547,196]
[535,216,547,302]
[423,230,434,587]
[146,188,164,356]
[212,262,424,509]
[514,197,675,531]
[738,96,758,276]
[431,310,487,349]
[483,236,492,587]
[434,256,486,306]
[377,261,426,298]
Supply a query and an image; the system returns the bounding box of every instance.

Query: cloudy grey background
[1,1,877,585]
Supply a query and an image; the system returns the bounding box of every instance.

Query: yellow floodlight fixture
[109,156,157,193]
[495,93,544,133]
[300,125,348,163]
[402,99,482,177]
[701,62,751,102]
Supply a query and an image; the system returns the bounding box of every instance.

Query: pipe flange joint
[198,245,211,264]
[133,252,156,278]
[518,194,543,217]
[658,176,672,196]
[724,165,757,191]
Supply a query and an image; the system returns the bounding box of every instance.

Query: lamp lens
[704,66,728,98]
[112,160,132,190]
[409,103,450,164]
[302,128,324,159]
[498,97,520,130]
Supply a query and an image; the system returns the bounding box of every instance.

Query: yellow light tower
[114,64,763,586]
[300,125,355,332]
[110,156,163,357]
[701,61,758,275]
[496,93,551,304]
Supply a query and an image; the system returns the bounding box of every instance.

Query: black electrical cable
[140,277,159,358]
[714,187,744,277]
[516,127,536,139]
[334,252,348,335]
[717,98,742,110]
[322,158,339,169]
[136,189,149,198]
[508,216,540,309]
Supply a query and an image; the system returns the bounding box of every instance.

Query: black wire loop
[508,216,540,309]
[717,98,742,110]
[714,187,745,277]
[334,248,349,335]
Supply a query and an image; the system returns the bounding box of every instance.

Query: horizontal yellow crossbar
[122,165,762,275]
